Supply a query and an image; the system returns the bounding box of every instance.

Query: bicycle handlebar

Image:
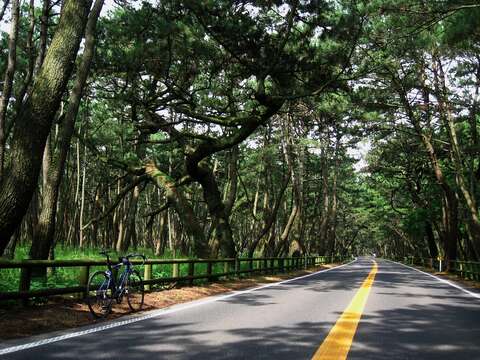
[126,253,147,265]
[99,251,146,267]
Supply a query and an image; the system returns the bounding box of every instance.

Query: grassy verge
[1,246,184,294]
[1,246,314,299]
[0,263,337,342]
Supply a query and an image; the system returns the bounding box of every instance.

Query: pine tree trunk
[0,0,92,255]
[399,69,459,268]
[432,55,480,259]
[185,157,236,258]
[30,0,104,260]
[145,162,209,258]
[0,0,20,175]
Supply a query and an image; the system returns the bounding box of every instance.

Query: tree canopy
[0,0,479,268]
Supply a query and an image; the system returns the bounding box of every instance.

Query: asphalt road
[1,257,479,359]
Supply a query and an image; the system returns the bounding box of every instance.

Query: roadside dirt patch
[0,265,335,341]
[413,266,480,290]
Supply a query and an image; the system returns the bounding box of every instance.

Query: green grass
[0,245,188,295]
[1,245,329,298]
[0,246,261,294]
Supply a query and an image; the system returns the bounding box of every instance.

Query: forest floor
[0,264,335,341]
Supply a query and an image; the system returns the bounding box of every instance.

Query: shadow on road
[349,261,480,360]
[5,259,480,360]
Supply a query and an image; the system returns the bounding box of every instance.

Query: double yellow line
[312,260,378,360]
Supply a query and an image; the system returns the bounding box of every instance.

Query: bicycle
[86,251,146,318]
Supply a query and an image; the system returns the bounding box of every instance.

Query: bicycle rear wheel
[126,269,144,311]
[87,270,113,318]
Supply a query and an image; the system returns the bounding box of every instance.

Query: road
[1,257,480,359]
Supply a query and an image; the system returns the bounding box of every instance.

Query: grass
[0,246,299,297]
[0,245,187,295]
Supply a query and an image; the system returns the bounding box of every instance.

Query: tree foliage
[0,0,479,267]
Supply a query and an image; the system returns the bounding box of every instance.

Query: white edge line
[0,259,357,356]
[385,259,480,300]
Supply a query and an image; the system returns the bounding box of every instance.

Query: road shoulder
[0,263,348,345]
[385,259,480,299]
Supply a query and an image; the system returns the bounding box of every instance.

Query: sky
[348,140,371,172]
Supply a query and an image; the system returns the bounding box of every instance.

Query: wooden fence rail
[390,256,480,282]
[0,255,352,301]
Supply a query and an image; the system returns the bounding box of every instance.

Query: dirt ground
[415,265,480,290]
[0,265,335,341]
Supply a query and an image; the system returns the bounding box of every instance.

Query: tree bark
[425,221,438,259]
[34,0,51,75]
[30,0,104,259]
[223,146,239,218]
[187,158,236,258]
[318,146,330,254]
[117,185,141,252]
[145,162,209,258]
[0,0,20,176]
[327,133,341,255]
[432,54,480,258]
[0,0,92,255]
[398,69,459,267]
[15,0,36,112]
[249,174,289,258]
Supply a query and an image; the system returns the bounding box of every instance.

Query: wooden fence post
[144,264,152,292]
[188,261,194,286]
[78,265,90,298]
[235,258,240,277]
[207,262,213,282]
[224,261,229,278]
[19,266,32,306]
[173,263,179,278]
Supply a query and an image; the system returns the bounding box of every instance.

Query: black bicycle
[86,251,146,318]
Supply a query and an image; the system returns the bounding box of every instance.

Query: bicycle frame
[104,261,134,301]
[88,252,146,318]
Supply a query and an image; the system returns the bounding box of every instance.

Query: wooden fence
[0,255,352,301]
[392,256,480,281]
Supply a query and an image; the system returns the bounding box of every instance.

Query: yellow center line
[311,260,378,360]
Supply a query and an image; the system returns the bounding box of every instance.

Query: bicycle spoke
[87,271,113,318]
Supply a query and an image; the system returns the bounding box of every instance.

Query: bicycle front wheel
[86,270,113,318]
[126,269,144,311]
